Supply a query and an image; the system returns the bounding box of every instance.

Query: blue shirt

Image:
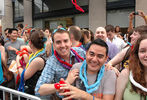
[35,47,86,94]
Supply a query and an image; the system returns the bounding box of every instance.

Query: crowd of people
[0,10,147,100]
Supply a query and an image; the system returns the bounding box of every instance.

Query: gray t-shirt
[4,39,24,67]
[71,62,116,98]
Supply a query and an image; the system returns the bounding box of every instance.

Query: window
[34,0,43,14]
[14,0,24,18]
[107,0,121,2]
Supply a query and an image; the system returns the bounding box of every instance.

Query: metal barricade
[0,86,41,100]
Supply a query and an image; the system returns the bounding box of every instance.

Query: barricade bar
[0,86,41,100]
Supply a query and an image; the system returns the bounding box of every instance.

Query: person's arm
[107,47,129,67]
[66,68,79,84]
[137,10,147,24]
[127,12,135,33]
[59,80,113,100]
[45,41,52,57]
[35,60,57,96]
[115,68,129,100]
[16,56,44,80]
[38,84,57,95]
[0,46,6,66]
[8,46,18,53]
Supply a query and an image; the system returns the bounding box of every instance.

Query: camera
[133,11,139,15]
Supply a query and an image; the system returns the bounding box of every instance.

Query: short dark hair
[4,28,10,32]
[17,23,24,29]
[105,25,115,33]
[8,28,18,34]
[87,38,108,56]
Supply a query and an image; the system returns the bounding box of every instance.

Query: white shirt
[107,36,127,52]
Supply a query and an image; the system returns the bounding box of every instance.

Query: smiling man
[95,27,118,62]
[35,29,85,99]
[65,38,116,100]
[4,28,24,67]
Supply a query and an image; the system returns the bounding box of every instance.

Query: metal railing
[0,86,41,100]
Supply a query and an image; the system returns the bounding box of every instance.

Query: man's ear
[105,55,109,62]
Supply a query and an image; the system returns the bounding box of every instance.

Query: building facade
[1,0,147,33]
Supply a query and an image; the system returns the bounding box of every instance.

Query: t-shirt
[4,39,24,67]
[107,36,127,52]
[123,81,142,100]
[71,62,116,99]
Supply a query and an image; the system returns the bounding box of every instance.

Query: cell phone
[133,11,139,15]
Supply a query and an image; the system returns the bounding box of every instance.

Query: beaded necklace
[25,48,45,69]
[79,60,105,93]
[18,48,45,92]
[75,42,85,51]
[129,71,147,92]
[54,48,84,70]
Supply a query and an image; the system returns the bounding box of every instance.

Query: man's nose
[60,42,65,47]
[92,56,97,61]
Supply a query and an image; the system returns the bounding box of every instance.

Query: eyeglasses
[52,28,66,34]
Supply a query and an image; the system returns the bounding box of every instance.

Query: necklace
[18,48,45,92]
[54,48,84,70]
[76,42,82,47]
[25,48,45,69]
[79,60,105,93]
[75,42,85,51]
[129,71,147,92]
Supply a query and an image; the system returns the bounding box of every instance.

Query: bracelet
[17,66,22,69]
[93,95,95,100]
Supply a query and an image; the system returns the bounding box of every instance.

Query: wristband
[93,95,95,100]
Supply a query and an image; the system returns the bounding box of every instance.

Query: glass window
[14,0,24,18]
[34,0,88,13]
[34,0,43,14]
[107,8,134,28]
[107,0,121,2]
[43,0,49,12]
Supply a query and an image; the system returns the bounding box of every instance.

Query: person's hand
[105,63,120,76]
[105,63,113,70]
[66,69,79,84]
[59,79,84,100]
[129,12,135,20]
[110,67,120,77]
[16,54,22,65]
[8,46,18,52]
[137,10,146,18]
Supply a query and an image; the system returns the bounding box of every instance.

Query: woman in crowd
[88,30,94,42]
[115,34,147,100]
[16,29,46,95]
[107,25,147,71]
[81,29,92,50]
[115,26,122,36]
